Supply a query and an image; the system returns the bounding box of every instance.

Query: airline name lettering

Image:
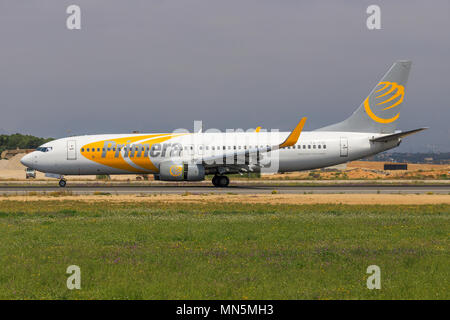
[101,141,182,158]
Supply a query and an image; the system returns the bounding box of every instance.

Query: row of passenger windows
[81,144,327,152]
[81,147,126,152]
[195,144,327,150]
[82,148,102,152]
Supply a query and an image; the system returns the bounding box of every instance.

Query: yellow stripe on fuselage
[80,133,187,173]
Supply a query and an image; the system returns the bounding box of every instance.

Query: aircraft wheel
[212,175,218,187]
[59,179,67,188]
[217,175,229,187]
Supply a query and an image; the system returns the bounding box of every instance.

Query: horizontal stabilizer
[370,127,428,142]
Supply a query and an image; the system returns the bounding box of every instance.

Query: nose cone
[20,153,33,168]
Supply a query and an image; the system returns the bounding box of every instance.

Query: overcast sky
[0,0,449,152]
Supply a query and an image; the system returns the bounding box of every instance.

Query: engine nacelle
[158,161,205,181]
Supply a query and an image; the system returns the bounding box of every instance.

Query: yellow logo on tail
[364,81,405,124]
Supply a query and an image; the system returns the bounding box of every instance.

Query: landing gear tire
[59,179,67,188]
[212,175,229,187]
[212,175,219,187]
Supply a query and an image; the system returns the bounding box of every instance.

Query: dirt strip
[0,193,449,205]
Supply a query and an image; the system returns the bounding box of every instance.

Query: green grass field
[0,200,448,299]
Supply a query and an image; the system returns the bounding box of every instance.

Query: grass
[0,200,448,299]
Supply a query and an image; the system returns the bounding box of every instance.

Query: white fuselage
[21,131,399,177]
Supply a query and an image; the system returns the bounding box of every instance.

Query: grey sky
[0,0,449,152]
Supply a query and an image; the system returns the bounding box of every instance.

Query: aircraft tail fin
[317,60,412,133]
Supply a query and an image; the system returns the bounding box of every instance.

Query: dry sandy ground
[0,154,142,180]
[265,162,450,180]
[348,161,448,171]
[1,153,449,181]
[1,193,449,205]
[0,169,138,181]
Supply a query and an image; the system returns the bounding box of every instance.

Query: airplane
[21,60,427,187]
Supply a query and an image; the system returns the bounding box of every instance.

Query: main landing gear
[212,175,229,187]
[58,179,67,188]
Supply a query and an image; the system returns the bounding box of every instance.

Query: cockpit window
[36,147,53,152]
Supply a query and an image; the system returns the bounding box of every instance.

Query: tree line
[0,134,53,158]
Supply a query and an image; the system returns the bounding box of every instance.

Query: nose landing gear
[212,175,229,187]
[58,179,67,188]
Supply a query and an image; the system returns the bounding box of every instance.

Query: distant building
[424,157,433,163]
[384,163,408,170]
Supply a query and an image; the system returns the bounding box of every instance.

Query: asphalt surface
[0,184,449,195]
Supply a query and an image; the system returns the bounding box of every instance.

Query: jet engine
[157,161,205,181]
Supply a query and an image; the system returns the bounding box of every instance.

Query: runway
[0,184,449,195]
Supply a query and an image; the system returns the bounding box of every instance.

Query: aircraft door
[340,137,348,157]
[67,140,77,160]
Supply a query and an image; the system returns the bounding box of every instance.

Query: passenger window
[313,145,316,149]
[318,145,321,149]
[81,148,84,152]
[323,145,327,149]
[308,145,311,149]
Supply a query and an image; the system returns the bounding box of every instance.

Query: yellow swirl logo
[169,165,183,177]
[364,81,405,124]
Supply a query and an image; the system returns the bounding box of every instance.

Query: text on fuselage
[101,141,182,158]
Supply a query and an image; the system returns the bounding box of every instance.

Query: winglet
[255,126,261,133]
[279,117,307,148]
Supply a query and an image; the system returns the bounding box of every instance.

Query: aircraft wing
[198,117,307,171]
